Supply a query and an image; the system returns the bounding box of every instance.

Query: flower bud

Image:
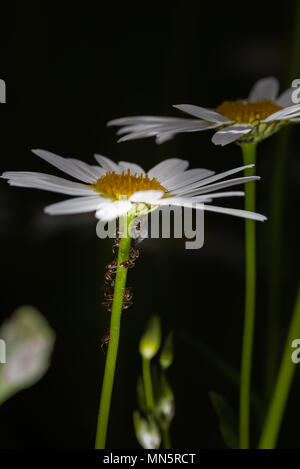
[159,331,174,370]
[156,373,175,426]
[139,315,161,360]
[133,410,161,449]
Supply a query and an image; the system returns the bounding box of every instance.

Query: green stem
[162,426,172,449]
[259,286,300,449]
[265,0,300,401]
[142,357,154,410]
[95,216,132,449]
[239,142,257,449]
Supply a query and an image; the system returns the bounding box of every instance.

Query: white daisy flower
[107,77,300,146]
[1,149,266,222]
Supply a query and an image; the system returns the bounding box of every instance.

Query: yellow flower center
[91,169,167,200]
[215,99,283,124]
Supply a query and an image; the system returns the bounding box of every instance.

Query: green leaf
[210,392,238,449]
[180,331,263,417]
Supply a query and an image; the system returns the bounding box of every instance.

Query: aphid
[122,287,134,310]
[104,260,117,284]
[102,228,139,313]
[120,246,139,269]
[112,233,121,254]
[101,332,111,352]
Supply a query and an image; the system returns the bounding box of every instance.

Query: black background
[0,0,299,449]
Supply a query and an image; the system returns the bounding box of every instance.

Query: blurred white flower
[108,77,300,146]
[133,410,161,449]
[0,306,55,405]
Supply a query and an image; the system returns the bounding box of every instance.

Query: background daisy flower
[107,77,300,146]
[1,149,266,222]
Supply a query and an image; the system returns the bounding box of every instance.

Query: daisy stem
[265,0,300,401]
[162,426,172,449]
[95,215,132,449]
[259,286,300,449]
[239,142,257,449]
[142,357,155,409]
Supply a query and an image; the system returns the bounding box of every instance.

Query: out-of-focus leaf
[179,331,263,416]
[0,306,55,405]
[210,392,238,449]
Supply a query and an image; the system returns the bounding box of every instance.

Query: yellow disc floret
[91,169,167,200]
[215,99,283,125]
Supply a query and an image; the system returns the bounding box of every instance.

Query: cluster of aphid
[101,228,140,350]
[102,227,139,322]
[102,234,139,311]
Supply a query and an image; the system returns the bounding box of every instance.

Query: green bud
[156,373,175,426]
[133,410,161,449]
[159,331,174,370]
[139,315,161,360]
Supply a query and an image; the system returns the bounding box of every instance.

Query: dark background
[0,0,299,449]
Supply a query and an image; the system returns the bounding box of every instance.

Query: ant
[101,332,112,353]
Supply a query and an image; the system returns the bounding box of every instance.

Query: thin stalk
[142,357,154,410]
[162,426,172,449]
[95,215,132,449]
[265,0,300,400]
[259,286,300,449]
[239,142,257,449]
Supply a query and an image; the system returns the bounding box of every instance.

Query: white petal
[129,190,164,203]
[198,204,267,221]
[211,125,252,146]
[31,149,95,183]
[173,104,231,123]
[147,159,189,180]
[152,121,220,141]
[262,104,300,122]
[192,191,245,200]
[155,133,175,144]
[94,154,121,173]
[116,121,188,135]
[171,164,254,193]
[95,201,132,222]
[118,161,145,175]
[107,116,187,126]
[248,77,279,102]
[117,121,205,142]
[69,159,105,180]
[176,176,260,197]
[276,88,295,107]
[158,198,266,221]
[165,168,215,191]
[45,196,107,215]
[2,172,94,196]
